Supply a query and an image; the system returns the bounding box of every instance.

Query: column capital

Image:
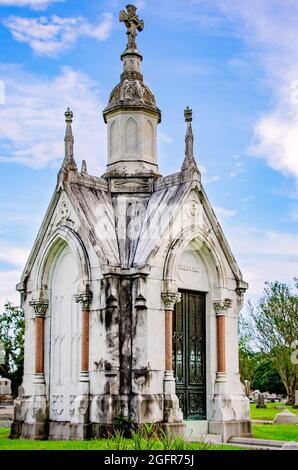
[75,291,93,310]
[29,299,49,317]
[162,292,181,311]
[213,298,232,316]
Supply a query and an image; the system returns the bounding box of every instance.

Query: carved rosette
[213,298,232,316]
[75,291,93,311]
[162,292,182,311]
[29,300,49,317]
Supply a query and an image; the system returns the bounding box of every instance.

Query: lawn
[250,402,298,421]
[0,429,244,451]
[252,424,298,442]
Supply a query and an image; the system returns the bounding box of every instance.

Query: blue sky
[0,0,298,308]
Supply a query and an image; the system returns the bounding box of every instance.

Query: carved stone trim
[75,291,93,311]
[162,292,181,311]
[213,298,232,316]
[29,300,49,317]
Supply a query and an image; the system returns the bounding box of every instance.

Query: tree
[251,357,286,395]
[0,302,24,397]
[238,313,258,390]
[249,280,298,404]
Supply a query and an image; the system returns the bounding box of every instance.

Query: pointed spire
[181,106,197,172]
[62,107,77,171]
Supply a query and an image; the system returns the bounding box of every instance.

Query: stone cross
[119,4,144,50]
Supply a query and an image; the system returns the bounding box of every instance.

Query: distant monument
[256,393,266,409]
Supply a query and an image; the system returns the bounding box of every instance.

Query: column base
[209,420,252,443]
[163,371,183,424]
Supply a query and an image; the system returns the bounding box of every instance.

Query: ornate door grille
[173,290,206,420]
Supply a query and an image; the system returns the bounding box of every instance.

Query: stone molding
[162,292,181,311]
[29,300,49,317]
[213,298,232,316]
[75,291,93,311]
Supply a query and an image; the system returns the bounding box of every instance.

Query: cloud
[0,240,30,311]
[214,206,237,219]
[0,241,29,268]
[0,64,107,174]
[3,13,113,56]
[227,227,298,298]
[0,0,63,9]
[158,131,173,144]
[207,0,298,182]
[0,270,21,311]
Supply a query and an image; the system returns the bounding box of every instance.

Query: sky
[0,0,297,310]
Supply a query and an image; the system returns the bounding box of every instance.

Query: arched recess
[34,227,91,422]
[110,119,119,159]
[125,117,138,155]
[36,226,91,293]
[144,120,154,156]
[163,227,227,295]
[163,228,228,420]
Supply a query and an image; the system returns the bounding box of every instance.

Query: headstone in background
[256,392,267,409]
[282,442,298,450]
[294,390,298,409]
[273,409,298,424]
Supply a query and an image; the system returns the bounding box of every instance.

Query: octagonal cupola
[103,4,161,178]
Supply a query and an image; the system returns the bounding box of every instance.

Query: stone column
[213,299,232,381]
[75,290,93,383]
[161,292,181,373]
[161,292,183,426]
[29,299,49,385]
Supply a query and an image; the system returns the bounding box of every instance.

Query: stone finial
[184,106,193,123]
[119,4,144,50]
[181,106,197,172]
[62,107,77,172]
[29,299,49,317]
[81,160,88,175]
[162,292,182,311]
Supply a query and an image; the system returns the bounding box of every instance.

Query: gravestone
[256,393,266,409]
[273,409,298,424]
[282,442,298,450]
[294,390,298,409]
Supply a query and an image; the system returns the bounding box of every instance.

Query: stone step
[229,437,285,449]
[227,442,282,451]
[186,433,223,444]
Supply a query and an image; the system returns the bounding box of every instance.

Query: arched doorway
[173,290,206,419]
[49,244,81,422]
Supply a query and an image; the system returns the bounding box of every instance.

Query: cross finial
[119,4,144,50]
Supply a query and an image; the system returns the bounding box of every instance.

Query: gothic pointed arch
[163,227,228,295]
[35,226,91,294]
[110,119,119,158]
[125,117,138,155]
[144,119,154,156]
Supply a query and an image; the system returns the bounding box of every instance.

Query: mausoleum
[12,5,250,442]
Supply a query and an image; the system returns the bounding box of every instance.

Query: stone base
[48,421,91,440]
[208,420,252,443]
[161,422,186,437]
[10,421,49,440]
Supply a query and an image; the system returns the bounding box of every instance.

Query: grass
[250,402,298,421]
[0,428,244,451]
[252,424,298,442]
